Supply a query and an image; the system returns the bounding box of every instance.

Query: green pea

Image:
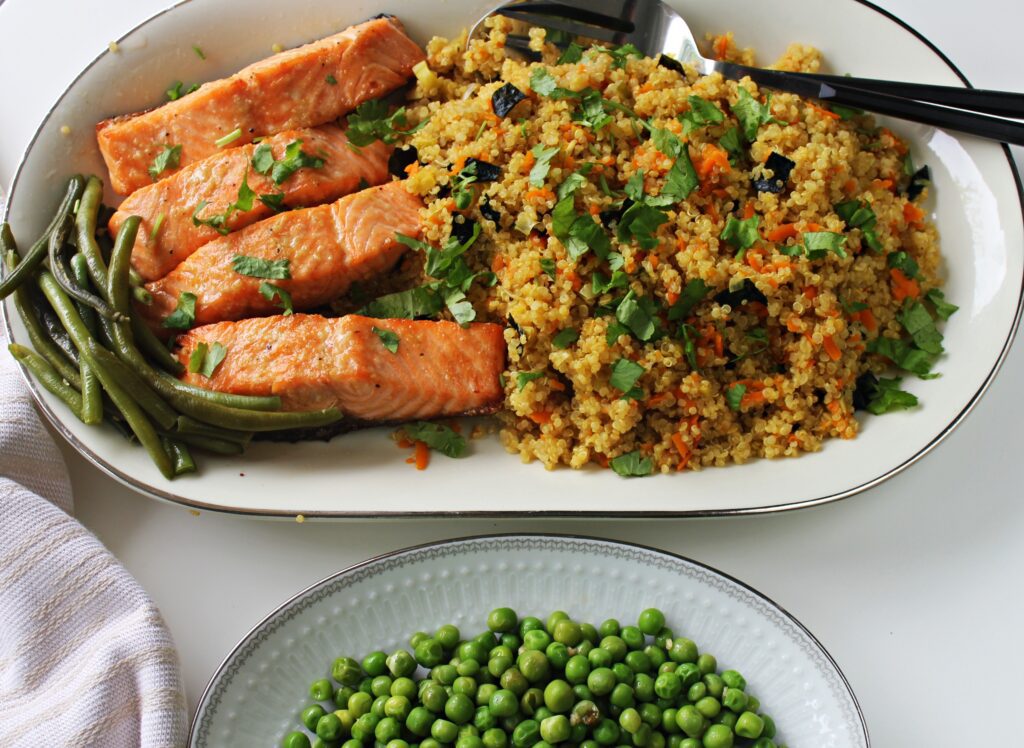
[648,731,665,748]
[283,732,312,748]
[434,666,459,686]
[392,678,417,700]
[694,697,720,719]
[334,687,355,709]
[619,707,642,734]
[519,617,544,638]
[446,693,476,724]
[545,611,568,633]
[592,718,620,746]
[489,689,520,718]
[432,719,460,744]
[416,639,445,668]
[362,652,388,677]
[311,679,334,702]
[661,708,679,734]
[423,738,445,748]
[644,645,667,669]
[654,672,681,700]
[489,655,514,678]
[620,626,645,651]
[675,706,703,738]
[543,679,574,713]
[539,714,571,743]
[687,683,707,703]
[702,675,724,699]
[454,676,478,698]
[385,696,412,721]
[654,629,674,650]
[553,619,583,646]
[612,663,633,684]
[610,683,635,709]
[565,654,591,684]
[572,684,593,701]
[357,676,373,695]
[668,639,698,665]
[587,668,616,696]
[523,630,552,652]
[500,668,529,696]
[474,705,497,732]
[332,657,363,686]
[302,704,327,730]
[679,740,700,748]
[571,699,599,726]
[317,713,344,741]
[745,696,760,714]
[721,688,747,714]
[675,664,700,689]
[760,714,776,739]
[372,676,394,697]
[637,609,665,636]
[410,632,431,648]
[599,636,627,663]
[696,655,716,676]
[342,740,363,748]
[598,619,620,638]
[422,683,448,713]
[545,642,570,670]
[407,707,435,737]
[482,728,508,748]
[512,718,541,748]
[580,623,599,644]
[570,723,588,744]
[459,723,480,740]
[720,671,746,691]
[388,741,410,748]
[633,673,655,702]
[436,625,461,651]
[714,712,737,730]
[633,723,653,747]
[348,691,373,718]
[639,703,661,727]
[372,695,388,718]
[475,631,499,650]
[751,740,776,748]
[501,634,522,650]
[334,709,355,734]
[477,683,498,706]
[588,648,613,669]
[625,651,651,674]
[517,651,550,683]
[375,717,402,743]
[457,736,484,748]
[458,641,489,665]
[701,724,732,748]
[580,741,600,748]
[658,662,677,675]
[487,608,518,633]
[520,688,543,717]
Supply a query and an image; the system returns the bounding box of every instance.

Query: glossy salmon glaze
[143,182,422,328]
[176,314,506,419]
[109,125,391,282]
[97,17,424,194]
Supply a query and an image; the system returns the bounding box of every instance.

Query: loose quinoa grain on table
[370,18,952,475]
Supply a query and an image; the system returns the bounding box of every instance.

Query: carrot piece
[804,222,823,232]
[676,236,689,252]
[414,441,430,470]
[843,178,858,195]
[807,101,840,120]
[827,400,842,414]
[823,335,842,361]
[548,378,566,392]
[529,410,552,425]
[705,201,720,223]
[491,254,507,272]
[522,151,536,171]
[697,144,731,180]
[890,268,920,301]
[765,223,799,242]
[742,201,756,219]
[564,269,583,292]
[404,161,421,176]
[588,203,602,216]
[646,392,671,408]
[524,188,556,202]
[741,390,766,408]
[713,332,724,358]
[857,309,878,333]
[648,253,660,270]
[666,291,680,306]
[452,155,468,174]
[803,285,818,300]
[872,178,894,191]
[713,35,729,60]
[670,432,690,470]
[747,250,764,272]
[786,317,804,333]
[903,202,925,224]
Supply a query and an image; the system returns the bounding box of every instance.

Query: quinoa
[396,19,945,474]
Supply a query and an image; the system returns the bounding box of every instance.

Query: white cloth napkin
[0,340,188,747]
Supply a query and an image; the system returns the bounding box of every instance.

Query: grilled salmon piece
[143,181,422,328]
[109,125,391,282]
[175,314,506,419]
[97,16,424,194]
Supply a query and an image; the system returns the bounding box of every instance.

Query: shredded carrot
[522,151,536,171]
[807,101,840,120]
[705,201,720,223]
[529,410,552,425]
[903,202,925,224]
[786,317,804,333]
[713,332,724,358]
[414,441,429,470]
[854,308,878,333]
[822,335,842,361]
[588,203,602,216]
[746,249,764,272]
[670,432,690,470]
[890,268,920,301]
[675,236,689,252]
[646,392,671,408]
[747,301,769,319]
[524,188,556,202]
[741,390,766,408]
[404,161,420,176]
[804,222,823,232]
[565,269,583,292]
[637,82,655,94]
[648,253,660,270]
[742,201,756,220]
[713,35,729,60]
[548,378,566,392]
[595,453,610,469]
[562,153,576,170]
[696,144,731,181]
[427,212,446,226]
[843,178,858,195]
[827,400,842,414]
[491,254,507,273]
[452,155,468,174]
[803,285,818,300]
[666,291,680,306]
[396,437,414,449]
[872,178,894,191]
[765,223,799,242]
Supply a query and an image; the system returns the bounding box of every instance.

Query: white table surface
[1,1,1021,744]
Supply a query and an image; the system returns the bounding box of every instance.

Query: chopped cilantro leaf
[344,99,427,147]
[606,321,630,346]
[552,196,611,261]
[516,370,546,390]
[803,231,848,260]
[187,342,207,374]
[529,67,578,99]
[831,103,864,120]
[898,299,944,354]
[557,42,584,64]
[731,87,778,142]
[231,255,290,279]
[887,250,919,279]
[680,323,698,370]
[443,287,476,325]
[400,223,481,282]
[529,144,560,187]
[574,89,614,130]
[359,284,444,319]
[867,377,919,414]
[725,382,746,411]
[259,192,286,212]
[166,81,199,101]
[592,269,629,294]
[615,290,659,342]
[148,145,182,181]
[552,328,579,349]
[371,326,400,353]
[925,288,958,320]
[610,357,644,400]
[403,421,466,458]
[539,258,556,279]
[719,215,760,260]
[199,342,227,377]
[557,166,592,200]
[610,450,653,477]
[679,95,724,135]
[668,278,710,321]
[867,336,937,378]
[192,45,206,60]
[719,126,744,164]
[617,202,668,250]
[326,74,338,85]
[599,43,642,69]
[259,281,293,315]
[163,291,196,330]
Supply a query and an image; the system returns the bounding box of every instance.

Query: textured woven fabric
[0,339,188,747]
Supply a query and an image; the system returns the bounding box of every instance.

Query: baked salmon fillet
[109,125,391,282]
[175,314,506,419]
[97,16,424,194]
[143,181,422,328]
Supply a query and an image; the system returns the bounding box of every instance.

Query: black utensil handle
[720,63,1024,146]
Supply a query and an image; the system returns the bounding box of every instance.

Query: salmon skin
[96,16,424,194]
[175,314,506,420]
[143,181,422,328]
[109,125,391,282]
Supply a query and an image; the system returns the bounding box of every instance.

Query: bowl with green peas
[189,536,868,748]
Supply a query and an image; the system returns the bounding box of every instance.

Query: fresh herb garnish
[803,231,848,260]
[592,269,629,295]
[680,323,698,370]
[516,370,547,390]
[925,288,958,320]
[719,215,760,260]
[552,196,611,261]
[539,258,556,279]
[529,144,560,187]
[192,168,274,234]
[192,45,206,60]
[259,281,293,315]
[615,290,661,342]
[725,382,747,411]
[231,255,290,279]
[552,328,579,349]
[326,74,338,85]
[556,166,592,200]
[598,43,643,69]
[719,127,744,165]
[403,421,466,458]
[163,291,196,330]
[610,450,653,477]
[898,299,944,355]
[148,144,182,181]
[610,357,644,400]
[359,285,445,320]
[887,250,919,279]
[150,213,166,242]
[195,341,227,377]
[835,199,882,252]
[616,201,669,250]
[251,139,325,185]
[529,67,579,99]
[215,128,243,148]
[371,326,400,353]
[557,42,585,64]
[867,336,937,378]
[259,192,286,212]
[731,87,779,141]
[669,279,711,321]
[166,81,199,101]
[831,103,864,120]
[861,375,919,415]
[344,99,427,146]
[187,342,207,374]
[679,95,724,135]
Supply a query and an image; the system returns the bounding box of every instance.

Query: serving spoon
[469,0,1024,145]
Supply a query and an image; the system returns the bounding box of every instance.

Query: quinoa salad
[351,18,957,476]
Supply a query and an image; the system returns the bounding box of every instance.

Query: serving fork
[470,0,1024,145]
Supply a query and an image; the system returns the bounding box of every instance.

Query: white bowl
[3,0,1022,516]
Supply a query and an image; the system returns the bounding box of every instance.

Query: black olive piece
[464,158,502,182]
[657,54,684,73]
[491,82,527,118]
[450,217,478,245]
[906,165,931,201]
[437,185,452,199]
[713,280,768,308]
[852,371,880,411]
[387,146,420,178]
[480,198,501,222]
[752,178,785,194]
[753,152,796,194]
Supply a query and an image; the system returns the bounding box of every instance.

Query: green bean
[129,268,153,305]
[68,252,103,423]
[37,270,174,479]
[131,315,184,374]
[163,430,245,455]
[174,415,252,446]
[0,176,84,299]
[4,251,81,389]
[48,206,124,321]
[90,345,178,430]
[74,176,111,295]
[8,343,83,414]
[155,369,280,410]
[162,437,197,475]
[107,215,140,316]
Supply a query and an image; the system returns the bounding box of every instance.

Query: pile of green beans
[1,174,346,479]
[282,608,785,748]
